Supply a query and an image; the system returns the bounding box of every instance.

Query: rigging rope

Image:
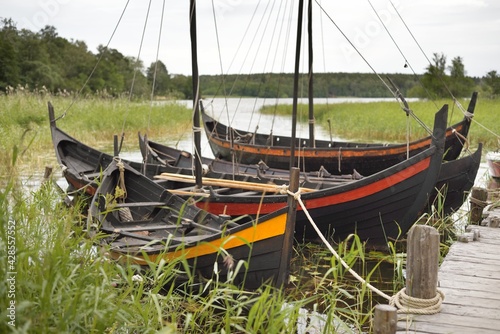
[389,0,500,142]
[119,0,154,156]
[282,186,445,314]
[313,1,399,104]
[147,0,166,135]
[55,0,132,122]
[367,0,440,111]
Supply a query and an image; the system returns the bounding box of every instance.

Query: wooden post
[43,166,53,181]
[406,225,439,299]
[373,304,397,334]
[276,167,299,287]
[469,187,488,224]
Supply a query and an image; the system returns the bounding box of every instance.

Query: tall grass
[1,93,474,332]
[1,141,414,333]
[262,96,500,150]
[0,91,193,174]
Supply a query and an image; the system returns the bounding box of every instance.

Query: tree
[483,70,500,98]
[418,53,474,98]
[146,60,170,96]
[0,19,20,90]
[420,53,449,98]
[448,56,474,97]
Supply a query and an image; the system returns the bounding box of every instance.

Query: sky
[3,0,500,78]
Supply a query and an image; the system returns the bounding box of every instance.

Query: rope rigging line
[313,0,399,105]
[315,0,440,142]
[147,0,166,136]
[54,0,132,122]
[282,186,445,314]
[367,0,440,111]
[389,1,500,142]
[389,1,464,114]
[118,0,154,156]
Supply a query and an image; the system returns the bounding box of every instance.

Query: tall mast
[307,0,315,147]
[290,0,305,170]
[189,0,203,188]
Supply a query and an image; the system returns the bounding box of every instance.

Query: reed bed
[0,92,192,175]
[264,96,500,150]
[0,93,474,332]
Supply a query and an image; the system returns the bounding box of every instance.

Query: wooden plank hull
[88,159,293,290]
[426,144,482,215]
[141,133,482,218]
[202,93,477,176]
[49,102,449,246]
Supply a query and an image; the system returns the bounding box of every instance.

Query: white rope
[286,188,392,301]
[390,288,444,315]
[286,188,445,314]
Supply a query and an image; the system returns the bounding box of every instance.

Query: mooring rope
[283,187,445,314]
[469,195,488,209]
[114,159,127,201]
[452,128,470,152]
[114,158,133,222]
[389,288,444,314]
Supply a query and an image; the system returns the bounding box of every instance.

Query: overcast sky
[3,0,499,77]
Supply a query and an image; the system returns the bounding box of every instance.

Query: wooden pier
[395,210,500,333]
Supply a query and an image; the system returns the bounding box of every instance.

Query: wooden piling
[406,225,439,299]
[43,165,53,181]
[469,187,488,224]
[276,167,299,287]
[373,304,397,334]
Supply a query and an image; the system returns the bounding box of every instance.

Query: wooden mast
[290,0,305,171]
[307,0,315,147]
[189,0,203,188]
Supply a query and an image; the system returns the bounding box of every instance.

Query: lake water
[162,96,420,160]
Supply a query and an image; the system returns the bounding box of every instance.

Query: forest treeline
[2,19,500,99]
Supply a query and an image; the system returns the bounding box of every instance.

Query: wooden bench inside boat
[113,201,167,208]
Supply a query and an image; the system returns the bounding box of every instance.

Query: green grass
[0,167,468,332]
[262,95,500,150]
[0,92,480,332]
[0,92,193,175]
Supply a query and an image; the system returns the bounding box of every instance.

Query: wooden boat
[486,151,500,179]
[49,100,448,244]
[425,143,482,215]
[51,100,459,244]
[201,92,477,176]
[48,102,169,199]
[140,132,482,216]
[152,105,447,245]
[87,158,295,289]
[139,132,363,183]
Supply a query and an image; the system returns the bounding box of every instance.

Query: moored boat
[50,101,462,245]
[201,93,477,176]
[87,158,295,289]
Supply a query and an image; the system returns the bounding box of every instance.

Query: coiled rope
[280,186,444,314]
[114,158,132,222]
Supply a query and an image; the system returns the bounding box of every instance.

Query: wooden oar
[154,173,315,193]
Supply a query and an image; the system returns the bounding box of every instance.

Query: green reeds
[1,92,482,332]
[262,96,500,150]
[0,91,193,169]
[0,148,387,332]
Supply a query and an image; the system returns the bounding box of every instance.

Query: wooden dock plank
[396,224,500,333]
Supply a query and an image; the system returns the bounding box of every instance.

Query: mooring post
[373,304,397,334]
[43,165,53,181]
[469,187,488,224]
[406,225,440,299]
[276,167,299,287]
